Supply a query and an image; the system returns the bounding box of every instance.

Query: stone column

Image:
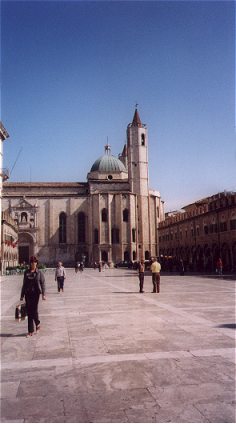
[128,194,133,261]
[107,193,112,264]
[98,194,101,262]
[48,199,54,244]
[88,195,93,264]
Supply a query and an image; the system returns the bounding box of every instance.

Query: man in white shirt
[150,258,161,293]
[55,261,66,293]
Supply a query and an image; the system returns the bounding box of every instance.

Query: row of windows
[95,228,136,244]
[102,208,129,222]
[204,222,229,234]
[121,249,150,262]
[160,219,236,242]
[60,208,129,227]
[209,196,235,211]
[59,212,87,244]
[59,212,136,244]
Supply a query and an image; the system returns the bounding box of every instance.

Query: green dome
[90,154,127,173]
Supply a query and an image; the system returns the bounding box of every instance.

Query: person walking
[75,261,80,273]
[179,259,185,276]
[216,258,223,275]
[55,261,66,293]
[150,257,161,293]
[20,256,46,337]
[138,259,145,293]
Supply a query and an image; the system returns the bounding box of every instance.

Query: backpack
[25,271,39,294]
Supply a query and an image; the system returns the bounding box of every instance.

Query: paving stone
[195,401,235,423]
[1,396,64,420]
[0,381,20,399]
[80,387,157,422]
[154,404,207,423]
[24,416,67,423]
[147,381,235,408]
[1,269,235,423]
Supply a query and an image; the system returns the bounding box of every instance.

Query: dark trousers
[25,293,40,333]
[57,277,64,291]
[139,273,144,292]
[152,273,160,293]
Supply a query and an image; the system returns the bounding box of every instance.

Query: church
[2,109,164,267]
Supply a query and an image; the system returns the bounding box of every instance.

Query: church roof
[90,154,127,173]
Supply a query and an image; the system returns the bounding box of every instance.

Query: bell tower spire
[127,107,149,196]
[131,107,142,128]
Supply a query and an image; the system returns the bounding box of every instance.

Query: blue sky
[1,0,235,211]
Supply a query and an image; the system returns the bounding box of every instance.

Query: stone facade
[2,109,164,267]
[1,210,18,273]
[0,122,10,265]
[158,192,236,273]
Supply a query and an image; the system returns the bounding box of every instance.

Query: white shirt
[55,266,66,278]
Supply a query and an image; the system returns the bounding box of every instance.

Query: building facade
[1,210,18,274]
[158,192,236,273]
[0,122,12,274]
[2,109,164,267]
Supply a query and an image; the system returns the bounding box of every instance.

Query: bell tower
[127,108,152,261]
[127,108,149,196]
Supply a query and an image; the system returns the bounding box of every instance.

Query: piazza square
[1,268,235,423]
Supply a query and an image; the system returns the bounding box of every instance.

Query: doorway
[101,251,108,262]
[19,246,29,264]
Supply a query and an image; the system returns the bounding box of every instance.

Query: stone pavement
[0,268,235,423]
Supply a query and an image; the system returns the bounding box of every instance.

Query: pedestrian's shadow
[112,291,141,294]
[217,323,236,329]
[0,333,26,338]
[105,274,134,278]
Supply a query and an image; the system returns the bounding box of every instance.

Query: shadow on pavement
[216,323,236,329]
[0,333,26,338]
[104,274,135,278]
[112,291,141,294]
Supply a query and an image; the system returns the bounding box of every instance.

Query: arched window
[230,213,236,230]
[101,208,108,222]
[94,229,99,244]
[141,133,145,146]
[123,209,129,222]
[132,228,136,242]
[21,212,27,223]
[111,228,119,244]
[78,212,86,243]
[59,212,67,244]
[124,251,130,261]
[220,215,227,232]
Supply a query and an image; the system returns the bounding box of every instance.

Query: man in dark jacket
[138,259,145,293]
[20,256,46,337]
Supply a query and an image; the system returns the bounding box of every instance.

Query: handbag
[15,303,27,321]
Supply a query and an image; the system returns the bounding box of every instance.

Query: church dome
[87,144,128,181]
[90,144,127,174]
[90,154,126,173]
